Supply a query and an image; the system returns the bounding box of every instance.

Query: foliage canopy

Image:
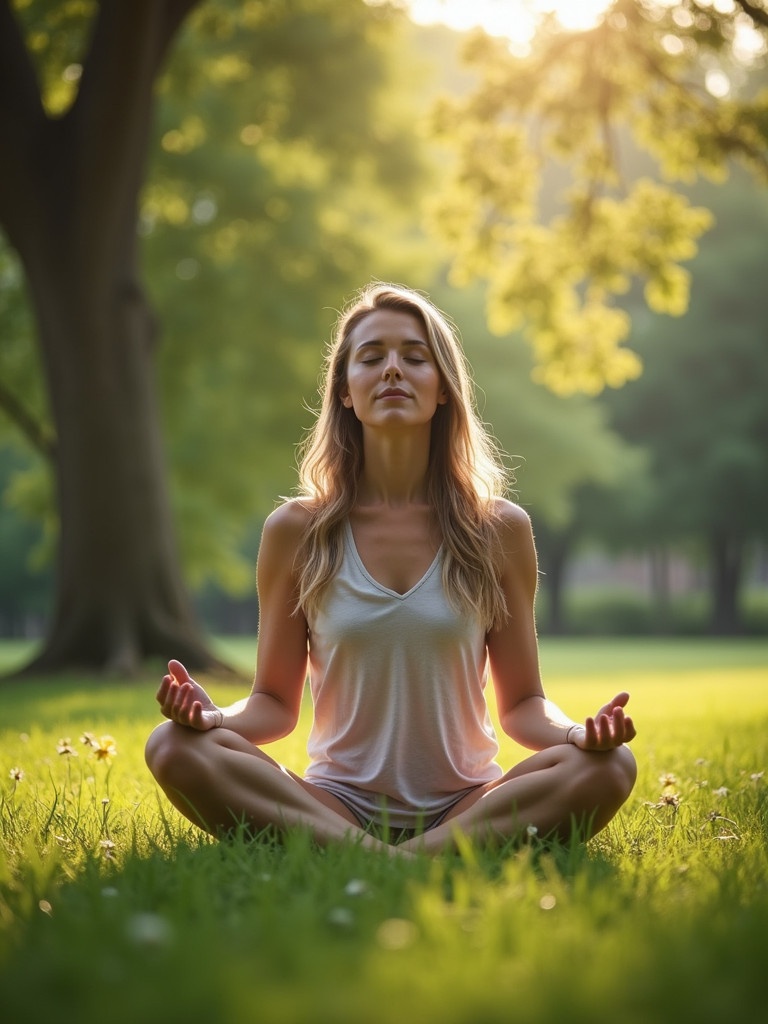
[428,0,768,393]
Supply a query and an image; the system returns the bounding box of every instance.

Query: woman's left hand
[570,692,636,751]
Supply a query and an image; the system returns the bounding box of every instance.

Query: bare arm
[156,662,297,743]
[155,501,312,744]
[488,501,635,751]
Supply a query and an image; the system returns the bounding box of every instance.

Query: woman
[145,283,637,853]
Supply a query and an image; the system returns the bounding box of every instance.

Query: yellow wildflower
[92,736,117,762]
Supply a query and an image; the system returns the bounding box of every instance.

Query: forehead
[348,308,428,349]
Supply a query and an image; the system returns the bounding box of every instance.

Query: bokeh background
[1,0,766,673]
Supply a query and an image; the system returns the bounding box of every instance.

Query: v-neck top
[304,521,501,828]
[345,519,441,598]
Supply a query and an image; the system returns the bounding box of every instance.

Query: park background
[1,4,767,1022]
[1,0,767,671]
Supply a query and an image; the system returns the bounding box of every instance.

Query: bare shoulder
[259,499,314,567]
[489,498,537,579]
[492,497,531,527]
[264,498,314,538]
[491,497,534,543]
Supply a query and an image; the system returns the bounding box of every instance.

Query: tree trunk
[24,258,222,674]
[537,530,572,635]
[0,0,229,675]
[709,529,745,635]
[649,545,670,632]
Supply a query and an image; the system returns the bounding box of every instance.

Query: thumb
[168,659,193,684]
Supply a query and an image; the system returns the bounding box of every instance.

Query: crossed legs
[145,720,387,850]
[145,722,637,855]
[400,742,637,854]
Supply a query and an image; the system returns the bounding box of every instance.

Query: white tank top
[304,521,502,828]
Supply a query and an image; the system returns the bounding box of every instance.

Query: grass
[1,638,767,1023]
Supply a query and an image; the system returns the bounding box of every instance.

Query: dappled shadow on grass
[0,666,253,739]
[2,642,767,1023]
[0,825,422,1021]
[2,812,768,1024]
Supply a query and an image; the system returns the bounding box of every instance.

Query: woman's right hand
[156,659,222,731]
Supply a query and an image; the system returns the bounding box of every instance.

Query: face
[340,309,448,429]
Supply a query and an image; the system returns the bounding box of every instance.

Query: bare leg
[400,743,637,855]
[145,721,396,853]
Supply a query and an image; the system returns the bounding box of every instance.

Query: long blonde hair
[296,283,510,629]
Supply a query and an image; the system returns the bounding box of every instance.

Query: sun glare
[407,0,612,48]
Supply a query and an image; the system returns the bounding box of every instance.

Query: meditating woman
[145,282,637,853]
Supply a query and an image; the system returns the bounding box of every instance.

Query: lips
[377,388,410,399]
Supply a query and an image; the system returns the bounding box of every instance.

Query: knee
[144,720,173,781]
[145,720,200,788]
[567,742,636,804]
[615,744,638,792]
[564,744,637,838]
[593,744,637,807]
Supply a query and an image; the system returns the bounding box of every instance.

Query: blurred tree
[430,282,648,632]
[427,0,768,395]
[602,171,768,633]
[0,0,426,673]
[518,169,768,635]
[145,1,427,596]
[0,449,52,635]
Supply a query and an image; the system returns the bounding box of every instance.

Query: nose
[382,354,403,381]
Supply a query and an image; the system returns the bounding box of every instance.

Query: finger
[596,692,630,719]
[611,706,626,732]
[583,716,598,748]
[159,679,180,718]
[156,674,173,703]
[607,708,636,747]
[177,682,197,720]
[168,659,193,685]
[596,713,613,748]
[193,701,213,731]
[168,682,192,722]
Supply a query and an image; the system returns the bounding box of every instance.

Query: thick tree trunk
[24,259,220,674]
[709,530,745,636]
[0,0,228,675]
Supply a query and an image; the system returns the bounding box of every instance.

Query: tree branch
[71,0,201,207]
[732,0,768,31]
[0,0,46,136]
[0,0,48,239]
[0,377,56,463]
[53,0,203,275]
[639,41,768,177]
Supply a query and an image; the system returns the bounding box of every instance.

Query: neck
[357,428,431,506]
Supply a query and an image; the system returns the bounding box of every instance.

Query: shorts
[328,789,469,845]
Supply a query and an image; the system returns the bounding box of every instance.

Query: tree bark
[0,0,230,675]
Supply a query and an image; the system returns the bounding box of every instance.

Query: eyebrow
[354,338,430,352]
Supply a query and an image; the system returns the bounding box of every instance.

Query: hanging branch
[0,377,56,462]
[733,0,768,31]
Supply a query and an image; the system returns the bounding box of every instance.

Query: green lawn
[1,638,766,1023]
